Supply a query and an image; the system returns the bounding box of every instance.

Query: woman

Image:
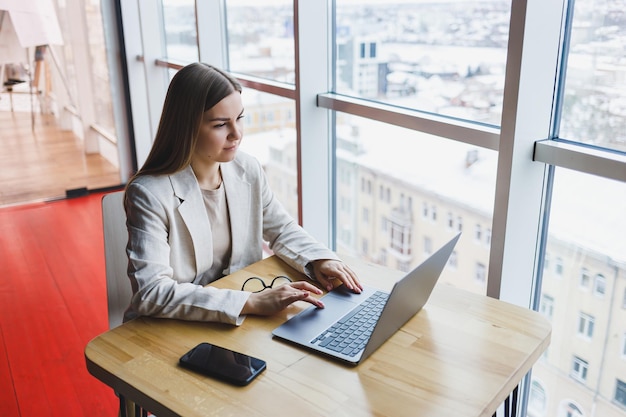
[124,63,362,325]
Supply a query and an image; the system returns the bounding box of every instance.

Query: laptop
[272,232,461,365]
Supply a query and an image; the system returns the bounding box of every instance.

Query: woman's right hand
[240,281,324,316]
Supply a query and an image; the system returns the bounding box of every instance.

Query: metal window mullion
[488,0,565,306]
[230,72,296,100]
[101,1,135,181]
[294,0,333,247]
[534,140,626,182]
[138,1,169,158]
[490,3,568,416]
[196,0,227,68]
[317,92,500,151]
[63,0,97,152]
[119,0,168,167]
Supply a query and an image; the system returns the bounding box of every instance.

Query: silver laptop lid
[272,232,461,365]
[359,232,461,362]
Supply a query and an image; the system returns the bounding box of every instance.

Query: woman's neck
[191,162,222,190]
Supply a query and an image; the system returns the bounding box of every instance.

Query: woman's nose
[228,126,241,140]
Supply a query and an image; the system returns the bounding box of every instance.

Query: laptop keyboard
[310,290,389,357]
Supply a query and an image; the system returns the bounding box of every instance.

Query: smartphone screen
[179,342,266,386]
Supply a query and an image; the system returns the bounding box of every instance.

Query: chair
[102,190,132,329]
[1,62,27,112]
[102,190,148,417]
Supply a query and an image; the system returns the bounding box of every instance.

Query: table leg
[494,385,519,417]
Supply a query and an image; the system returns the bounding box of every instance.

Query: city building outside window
[475,262,486,284]
[448,250,458,270]
[571,356,589,383]
[555,257,564,277]
[579,268,591,290]
[528,380,547,417]
[577,313,595,339]
[423,236,432,256]
[138,2,626,416]
[474,223,482,242]
[540,295,554,320]
[593,274,606,297]
[617,380,626,408]
[558,401,584,417]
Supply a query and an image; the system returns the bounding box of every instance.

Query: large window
[529,3,626,417]
[334,115,496,292]
[559,0,626,153]
[225,0,294,83]
[532,170,625,416]
[119,1,626,416]
[335,0,511,126]
[161,0,198,63]
[84,1,116,133]
[238,90,298,220]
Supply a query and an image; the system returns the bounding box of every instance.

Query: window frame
[114,0,626,415]
[579,267,590,290]
[528,380,547,414]
[616,379,626,408]
[540,294,554,320]
[121,0,626,301]
[593,274,606,298]
[571,356,589,383]
[577,312,595,340]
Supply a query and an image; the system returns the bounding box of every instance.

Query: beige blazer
[124,152,338,324]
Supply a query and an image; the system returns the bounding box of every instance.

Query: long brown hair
[128,63,242,183]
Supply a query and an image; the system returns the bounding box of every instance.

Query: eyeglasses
[241,275,292,292]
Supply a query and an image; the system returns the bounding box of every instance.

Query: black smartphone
[179,342,266,386]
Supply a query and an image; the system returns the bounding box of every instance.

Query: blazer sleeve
[124,180,250,325]
[250,157,340,275]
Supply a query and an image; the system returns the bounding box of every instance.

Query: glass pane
[54,6,79,115]
[531,169,626,417]
[161,0,199,63]
[225,0,295,83]
[85,1,115,133]
[334,115,497,294]
[238,90,298,221]
[334,0,511,126]
[560,1,626,152]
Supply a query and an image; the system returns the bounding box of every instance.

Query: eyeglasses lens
[242,276,293,292]
[242,277,266,293]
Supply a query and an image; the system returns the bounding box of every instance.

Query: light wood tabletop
[85,255,551,417]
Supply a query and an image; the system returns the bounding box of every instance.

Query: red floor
[0,193,118,416]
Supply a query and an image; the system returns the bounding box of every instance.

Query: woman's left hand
[311,259,363,293]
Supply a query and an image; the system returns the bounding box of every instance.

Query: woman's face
[193,91,244,165]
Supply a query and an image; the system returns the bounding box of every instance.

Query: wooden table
[85,255,551,417]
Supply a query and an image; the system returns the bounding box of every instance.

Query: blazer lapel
[169,166,213,276]
[222,161,251,274]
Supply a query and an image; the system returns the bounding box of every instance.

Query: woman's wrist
[240,292,256,315]
[304,261,318,282]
